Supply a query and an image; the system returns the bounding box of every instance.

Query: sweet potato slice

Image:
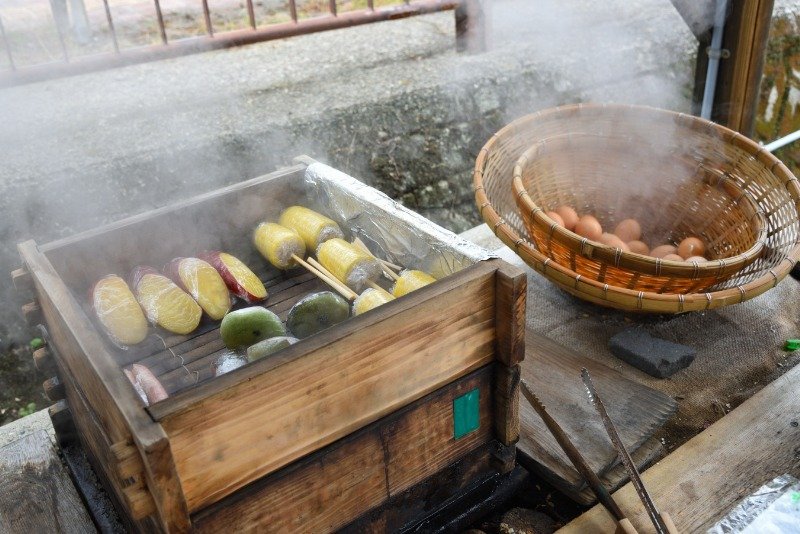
[199,251,267,303]
[131,266,202,335]
[166,257,232,320]
[91,275,148,346]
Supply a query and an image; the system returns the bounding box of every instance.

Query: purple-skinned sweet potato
[198,251,267,303]
[165,257,232,320]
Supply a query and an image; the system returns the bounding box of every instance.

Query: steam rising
[0,0,706,343]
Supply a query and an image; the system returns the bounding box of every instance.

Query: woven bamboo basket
[474,103,800,313]
[511,133,767,293]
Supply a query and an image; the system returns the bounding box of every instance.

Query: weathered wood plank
[33,346,57,375]
[384,366,492,495]
[494,261,527,366]
[341,444,502,533]
[11,267,34,296]
[57,364,155,530]
[518,330,676,500]
[712,0,775,134]
[192,367,494,533]
[493,363,520,447]
[0,430,95,534]
[559,359,800,533]
[158,262,499,512]
[43,375,65,402]
[22,301,43,327]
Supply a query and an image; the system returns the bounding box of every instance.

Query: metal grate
[0,0,484,87]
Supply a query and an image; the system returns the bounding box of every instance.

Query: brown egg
[598,232,630,251]
[545,211,565,227]
[614,219,642,242]
[685,255,707,263]
[627,240,650,255]
[574,215,603,241]
[650,244,678,259]
[555,206,579,231]
[677,237,706,259]
[662,253,684,262]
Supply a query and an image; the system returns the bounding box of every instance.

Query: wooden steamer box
[15,160,526,532]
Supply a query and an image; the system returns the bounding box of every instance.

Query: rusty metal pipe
[153,0,168,44]
[246,0,257,29]
[289,0,298,23]
[1,1,460,86]
[101,0,120,53]
[202,0,213,36]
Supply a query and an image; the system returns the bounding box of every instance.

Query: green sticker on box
[453,388,480,439]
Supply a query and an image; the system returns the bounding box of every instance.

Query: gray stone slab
[609,328,696,378]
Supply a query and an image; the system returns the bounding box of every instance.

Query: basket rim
[511,134,768,279]
[474,103,800,313]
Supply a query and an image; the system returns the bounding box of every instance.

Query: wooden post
[710,0,775,135]
[455,0,487,53]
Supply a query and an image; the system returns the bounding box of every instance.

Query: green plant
[18,402,37,418]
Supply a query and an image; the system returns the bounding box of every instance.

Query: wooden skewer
[352,238,401,281]
[292,255,357,301]
[306,257,359,301]
[660,512,679,534]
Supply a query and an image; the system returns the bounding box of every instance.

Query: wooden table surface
[0,411,96,533]
[559,358,800,532]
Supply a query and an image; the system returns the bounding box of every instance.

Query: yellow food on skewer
[279,206,344,251]
[253,222,306,270]
[316,238,382,293]
[353,287,395,316]
[392,269,436,297]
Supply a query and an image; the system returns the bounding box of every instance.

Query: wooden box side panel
[18,242,190,532]
[57,367,162,532]
[191,366,494,533]
[160,264,498,512]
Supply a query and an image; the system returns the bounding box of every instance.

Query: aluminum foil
[303,162,494,278]
[707,474,800,533]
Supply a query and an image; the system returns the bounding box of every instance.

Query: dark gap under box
[17,159,526,532]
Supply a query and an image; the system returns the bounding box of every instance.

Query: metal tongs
[520,372,679,534]
[581,368,678,534]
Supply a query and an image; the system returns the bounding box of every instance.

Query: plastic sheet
[165,257,232,321]
[131,266,203,335]
[304,162,494,280]
[91,274,150,347]
[708,474,800,533]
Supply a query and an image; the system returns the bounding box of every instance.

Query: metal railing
[0,0,484,87]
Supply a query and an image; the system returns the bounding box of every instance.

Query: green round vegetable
[220,306,286,349]
[247,336,299,362]
[287,291,350,339]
